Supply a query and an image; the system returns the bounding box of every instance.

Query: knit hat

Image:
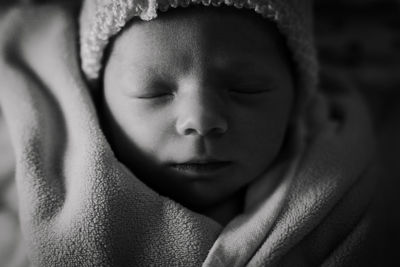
[79,0,318,106]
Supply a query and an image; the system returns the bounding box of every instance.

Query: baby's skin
[101,6,294,224]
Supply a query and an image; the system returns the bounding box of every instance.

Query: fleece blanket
[0,3,377,267]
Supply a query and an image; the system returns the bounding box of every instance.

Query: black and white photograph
[0,0,399,266]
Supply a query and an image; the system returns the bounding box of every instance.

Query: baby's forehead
[111,6,289,74]
[119,7,283,47]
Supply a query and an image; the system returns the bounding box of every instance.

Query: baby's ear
[302,68,362,141]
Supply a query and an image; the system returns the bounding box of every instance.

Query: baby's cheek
[234,111,288,171]
[126,111,174,159]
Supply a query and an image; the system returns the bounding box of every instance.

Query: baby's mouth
[169,159,232,175]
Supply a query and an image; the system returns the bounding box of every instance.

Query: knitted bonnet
[79,0,318,106]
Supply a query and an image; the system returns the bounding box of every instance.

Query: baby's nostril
[183,128,198,135]
[210,125,227,135]
[181,124,227,137]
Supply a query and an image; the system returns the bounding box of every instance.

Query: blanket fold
[0,4,377,267]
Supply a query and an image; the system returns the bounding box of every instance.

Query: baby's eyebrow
[212,57,275,79]
[210,57,282,86]
[124,61,173,81]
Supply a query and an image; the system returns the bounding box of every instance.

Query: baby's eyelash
[137,92,175,99]
[136,80,176,99]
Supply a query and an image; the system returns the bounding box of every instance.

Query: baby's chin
[160,172,248,213]
[173,180,233,209]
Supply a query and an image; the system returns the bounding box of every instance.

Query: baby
[80,1,316,225]
[100,6,294,225]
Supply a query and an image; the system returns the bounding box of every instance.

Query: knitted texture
[79,0,318,105]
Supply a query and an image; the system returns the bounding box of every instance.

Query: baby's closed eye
[136,80,176,99]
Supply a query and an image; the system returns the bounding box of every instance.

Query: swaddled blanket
[0,3,377,267]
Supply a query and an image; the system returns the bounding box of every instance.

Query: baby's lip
[179,158,229,164]
[166,155,230,164]
[167,158,232,175]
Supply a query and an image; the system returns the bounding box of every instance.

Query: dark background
[316,1,400,264]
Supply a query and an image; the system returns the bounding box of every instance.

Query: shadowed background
[315,1,400,265]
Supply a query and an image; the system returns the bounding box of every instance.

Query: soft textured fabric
[0,3,378,267]
[0,109,28,267]
[79,0,318,109]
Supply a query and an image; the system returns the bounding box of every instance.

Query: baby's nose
[175,89,228,137]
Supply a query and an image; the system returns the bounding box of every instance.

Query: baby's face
[102,8,294,210]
